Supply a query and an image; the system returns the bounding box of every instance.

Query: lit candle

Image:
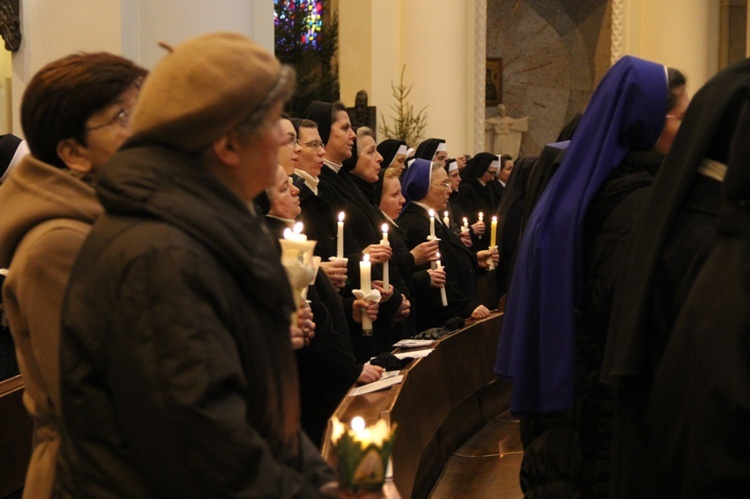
[429,209,436,238]
[462,217,469,233]
[477,212,484,239]
[436,252,448,307]
[443,211,450,227]
[360,254,372,332]
[490,216,498,247]
[381,224,389,292]
[282,221,307,242]
[337,212,345,258]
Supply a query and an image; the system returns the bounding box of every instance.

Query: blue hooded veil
[399,158,432,210]
[495,55,668,414]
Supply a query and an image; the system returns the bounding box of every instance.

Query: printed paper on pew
[394,349,434,360]
[350,375,404,396]
[392,338,435,349]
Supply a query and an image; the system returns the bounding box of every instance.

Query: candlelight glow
[429,209,435,217]
[351,416,365,432]
[338,212,345,222]
[381,224,388,233]
[363,254,370,263]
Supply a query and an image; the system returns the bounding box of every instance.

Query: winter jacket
[55,141,334,498]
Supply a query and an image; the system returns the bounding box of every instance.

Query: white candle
[436,252,448,307]
[283,222,307,242]
[490,216,498,247]
[429,209,436,238]
[360,254,371,292]
[337,212,345,258]
[443,211,450,227]
[381,224,389,292]
[477,212,484,239]
[360,254,372,332]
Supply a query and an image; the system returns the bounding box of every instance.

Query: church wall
[486,0,611,158]
[340,0,479,157]
[624,0,719,93]
[8,0,272,136]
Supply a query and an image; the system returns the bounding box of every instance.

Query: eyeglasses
[283,135,298,149]
[84,108,132,133]
[433,180,451,189]
[300,140,325,150]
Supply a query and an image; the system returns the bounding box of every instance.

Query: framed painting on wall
[485,57,502,106]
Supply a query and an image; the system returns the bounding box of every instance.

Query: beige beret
[131,32,281,152]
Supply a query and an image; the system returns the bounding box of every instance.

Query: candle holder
[279,238,318,325]
[487,245,498,271]
[352,288,382,336]
[330,417,397,494]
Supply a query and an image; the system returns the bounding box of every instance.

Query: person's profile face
[448,169,461,191]
[499,159,513,183]
[353,135,382,183]
[327,111,356,162]
[654,85,690,155]
[297,127,326,177]
[269,165,301,219]
[79,84,139,171]
[277,118,301,173]
[380,176,405,219]
[433,150,448,167]
[426,168,450,210]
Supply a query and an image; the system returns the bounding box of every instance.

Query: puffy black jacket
[56,141,334,498]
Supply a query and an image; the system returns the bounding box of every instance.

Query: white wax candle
[490,216,498,247]
[436,252,448,307]
[477,212,484,239]
[381,224,389,292]
[337,212,345,258]
[443,211,450,227]
[360,254,371,292]
[283,222,307,242]
[429,209,436,238]
[360,254,372,332]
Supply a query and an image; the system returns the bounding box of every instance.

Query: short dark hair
[21,52,147,169]
[331,101,347,122]
[666,67,687,112]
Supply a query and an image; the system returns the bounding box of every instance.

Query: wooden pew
[0,374,31,497]
[322,312,509,498]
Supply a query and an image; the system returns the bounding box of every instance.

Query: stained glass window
[274,0,324,50]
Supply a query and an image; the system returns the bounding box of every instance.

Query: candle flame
[363,254,370,263]
[293,221,304,234]
[429,209,435,217]
[351,416,365,432]
[436,251,441,259]
[443,211,448,217]
[381,223,388,233]
[338,212,345,222]
[492,216,497,222]
[283,228,293,240]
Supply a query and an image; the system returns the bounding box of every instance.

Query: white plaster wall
[9,0,273,136]
[369,0,402,114]
[624,0,719,92]
[400,0,472,155]
[11,0,123,134]
[121,0,273,70]
[338,0,373,106]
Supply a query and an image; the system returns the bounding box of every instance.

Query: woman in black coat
[397,158,496,331]
[459,152,499,251]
